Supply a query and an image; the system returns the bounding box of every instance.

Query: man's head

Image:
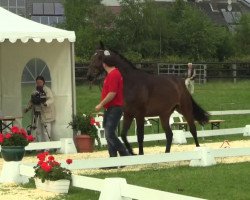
[102,50,116,68]
[36,76,45,88]
[188,63,193,68]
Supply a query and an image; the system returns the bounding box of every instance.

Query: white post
[173,130,187,144]
[99,178,132,200]
[189,147,216,167]
[59,138,77,154]
[0,161,29,184]
[243,125,250,136]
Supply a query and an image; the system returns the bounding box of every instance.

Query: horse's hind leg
[121,114,135,155]
[160,116,173,153]
[188,120,200,147]
[179,109,200,147]
[177,93,200,147]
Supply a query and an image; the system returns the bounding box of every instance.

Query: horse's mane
[110,49,138,70]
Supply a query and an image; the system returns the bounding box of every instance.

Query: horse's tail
[191,96,209,125]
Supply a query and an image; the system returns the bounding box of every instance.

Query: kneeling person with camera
[24,76,55,142]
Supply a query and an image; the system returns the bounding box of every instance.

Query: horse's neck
[115,60,135,77]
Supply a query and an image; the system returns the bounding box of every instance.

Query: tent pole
[0,44,2,113]
[70,42,76,115]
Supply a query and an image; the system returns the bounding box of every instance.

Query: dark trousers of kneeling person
[103,106,129,157]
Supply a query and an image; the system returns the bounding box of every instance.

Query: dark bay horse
[87,42,209,155]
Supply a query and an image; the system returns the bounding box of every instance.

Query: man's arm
[191,69,196,80]
[95,92,116,112]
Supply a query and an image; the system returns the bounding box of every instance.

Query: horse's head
[87,41,112,81]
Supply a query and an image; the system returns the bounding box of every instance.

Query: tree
[62,0,115,61]
[234,13,250,55]
[62,0,234,62]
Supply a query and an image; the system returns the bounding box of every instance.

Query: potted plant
[69,113,101,152]
[33,151,73,193]
[0,126,35,161]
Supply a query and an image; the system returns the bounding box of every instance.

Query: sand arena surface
[0,139,249,200]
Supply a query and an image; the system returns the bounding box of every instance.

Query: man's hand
[95,104,103,112]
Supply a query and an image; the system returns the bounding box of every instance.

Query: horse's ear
[98,41,104,50]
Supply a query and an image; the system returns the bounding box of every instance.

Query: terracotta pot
[1,146,25,161]
[74,135,94,153]
[34,178,70,194]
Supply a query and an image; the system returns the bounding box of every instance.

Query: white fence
[17,146,250,200]
[1,110,250,199]
[98,126,249,146]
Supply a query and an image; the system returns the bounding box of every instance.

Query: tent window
[21,58,51,84]
[33,3,43,15]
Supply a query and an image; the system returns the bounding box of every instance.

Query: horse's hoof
[130,151,137,156]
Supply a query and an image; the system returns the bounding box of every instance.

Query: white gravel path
[0,139,249,200]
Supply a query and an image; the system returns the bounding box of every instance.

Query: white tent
[0,7,76,140]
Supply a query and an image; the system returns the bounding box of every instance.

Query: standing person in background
[24,76,55,142]
[185,62,196,94]
[95,51,130,158]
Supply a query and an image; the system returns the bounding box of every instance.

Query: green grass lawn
[22,162,249,200]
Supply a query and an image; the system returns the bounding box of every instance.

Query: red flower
[50,161,60,167]
[27,135,35,142]
[95,121,100,127]
[0,134,4,143]
[37,152,46,161]
[90,117,96,125]
[48,155,54,161]
[38,160,44,166]
[66,159,73,165]
[11,126,19,133]
[40,162,52,172]
[5,133,12,139]
[20,128,28,136]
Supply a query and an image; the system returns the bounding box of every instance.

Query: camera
[31,87,46,105]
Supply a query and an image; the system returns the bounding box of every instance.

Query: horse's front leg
[160,116,173,153]
[121,114,135,155]
[136,117,145,155]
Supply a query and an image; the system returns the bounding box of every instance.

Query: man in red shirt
[95,52,129,157]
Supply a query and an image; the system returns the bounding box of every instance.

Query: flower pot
[1,146,25,161]
[74,134,94,153]
[34,178,70,194]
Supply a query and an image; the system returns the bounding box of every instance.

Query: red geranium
[68,113,101,148]
[34,152,73,183]
[0,126,35,146]
[66,159,73,164]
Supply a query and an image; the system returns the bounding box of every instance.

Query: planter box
[35,178,70,194]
